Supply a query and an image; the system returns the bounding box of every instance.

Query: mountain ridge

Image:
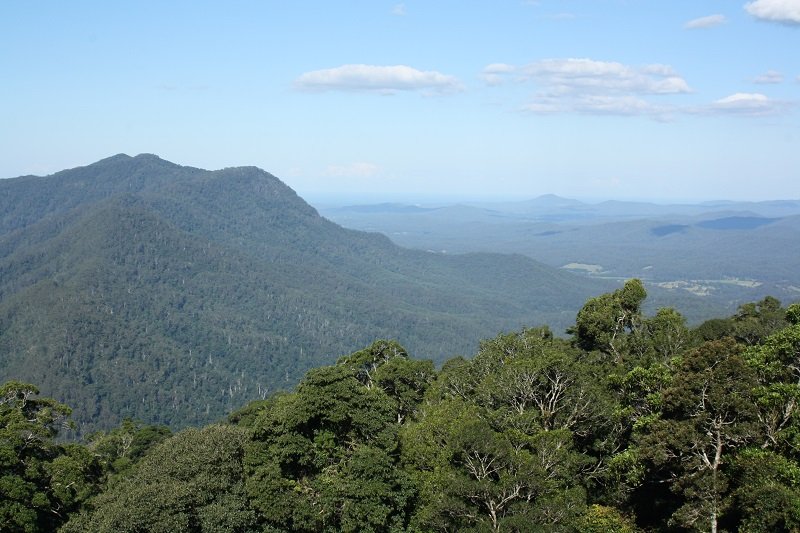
[0,155,614,434]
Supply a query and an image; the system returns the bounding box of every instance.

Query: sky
[1,0,799,203]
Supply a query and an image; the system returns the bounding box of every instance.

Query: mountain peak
[528,194,583,207]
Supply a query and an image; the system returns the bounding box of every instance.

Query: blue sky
[2,1,799,202]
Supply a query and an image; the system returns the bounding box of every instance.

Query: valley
[320,196,800,321]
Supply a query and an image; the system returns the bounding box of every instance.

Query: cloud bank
[295,64,463,94]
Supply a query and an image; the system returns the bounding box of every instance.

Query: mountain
[0,154,613,434]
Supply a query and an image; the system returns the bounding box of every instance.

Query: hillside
[0,155,613,433]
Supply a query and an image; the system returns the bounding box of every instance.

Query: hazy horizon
[3,152,799,207]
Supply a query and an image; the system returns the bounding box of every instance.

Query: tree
[0,381,75,532]
[638,339,759,532]
[61,424,257,532]
[403,328,602,531]
[84,418,171,478]
[402,397,587,532]
[245,344,414,532]
[693,318,735,343]
[745,303,800,451]
[577,504,638,533]
[732,296,787,346]
[728,448,800,532]
[631,307,690,363]
[338,339,435,423]
[571,279,647,362]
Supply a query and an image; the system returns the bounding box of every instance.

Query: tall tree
[745,303,800,451]
[571,279,647,362]
[0,381,78,532]
[638,339,759,532]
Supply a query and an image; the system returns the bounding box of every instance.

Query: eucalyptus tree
[403,327,618,531]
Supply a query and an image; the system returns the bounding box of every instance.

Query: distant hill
[319,198,800,319]
[0,154,613,434]
[695,216,777,230]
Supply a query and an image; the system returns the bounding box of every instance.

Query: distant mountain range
[0,155,614,434]
[320,194,800,318]
[328,194,800,221]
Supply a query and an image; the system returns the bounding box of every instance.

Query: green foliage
[5,264,800,532]
[787,303,800,325]
[0,381,77,532]
[84,418,171,477]
[245,346,415,531]
[402,399,574,532]
[692,317,735,343]
[0,154,612,435]
[637,339,759,531]
[631,307,690,363]
[402,326,611,531]
[577,504,638,533]
[744,313,800,451]
[61,424,256,532]
[732,296,787,345]
[728,448,800,532]
[571,279,647,361]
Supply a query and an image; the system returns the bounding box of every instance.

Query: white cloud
[483,63,516,74]
[295,64,463,94]
[707,92,790,115]
[754,70,784,84]
[484,58,796,120]
[509,58,691,94]
[684,14,727,29]
[575,96,664,116]
[324,162,381,178]
[522,95,667,118]
[391,3,406,16]
[484,58,690,118]
[715,92,769,105]
[745,0,800,24]
[480,63,516,85]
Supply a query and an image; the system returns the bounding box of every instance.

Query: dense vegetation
[3,283,799,532]
[0,154,612,435]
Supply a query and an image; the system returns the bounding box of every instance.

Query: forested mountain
[0,154,612,434]
[3,286,799,532]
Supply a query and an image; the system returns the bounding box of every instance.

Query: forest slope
[0,154,611,433]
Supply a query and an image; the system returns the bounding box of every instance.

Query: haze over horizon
[2,1,798,202]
